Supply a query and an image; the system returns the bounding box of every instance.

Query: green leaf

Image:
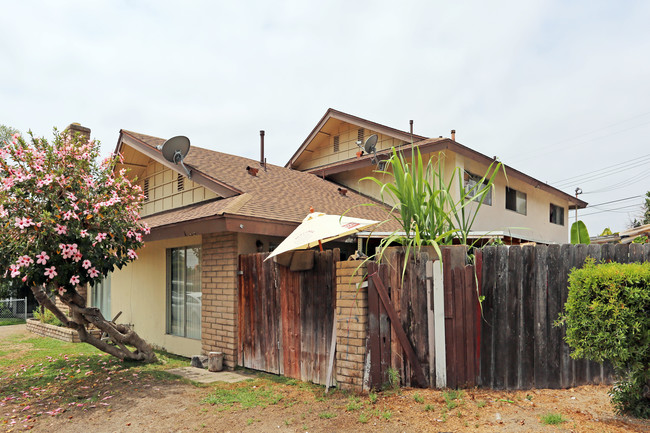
[570,220,590,244]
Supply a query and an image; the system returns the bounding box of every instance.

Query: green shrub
[33,308,64,327]
[559,259,650,417]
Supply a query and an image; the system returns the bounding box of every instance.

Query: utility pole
[575,187,583,224]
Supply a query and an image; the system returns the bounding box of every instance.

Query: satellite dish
[157,136,192,179]
[363,134,379,164]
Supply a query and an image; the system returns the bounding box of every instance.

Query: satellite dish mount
[157,136,192,179]
[358,134,379,164]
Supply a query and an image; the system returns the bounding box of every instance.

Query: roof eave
[306,138,588,209]
[118,130,242,199]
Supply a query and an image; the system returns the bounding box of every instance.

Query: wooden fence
[238,250,339,385]
[477,243,650,389]
[366,246,476,389]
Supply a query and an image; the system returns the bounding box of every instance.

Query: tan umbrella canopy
[265,212,379,261]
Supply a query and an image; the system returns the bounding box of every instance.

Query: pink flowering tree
[0,127,156,362]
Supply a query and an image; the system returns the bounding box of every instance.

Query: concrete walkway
[0,323,27,338]
[166,366,253,384]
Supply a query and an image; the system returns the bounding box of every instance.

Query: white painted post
[433,260,447,388]
[24,297,27,320]
[426,261,435,387]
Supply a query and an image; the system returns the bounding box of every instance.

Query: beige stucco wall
[457,155,570,243]
[111,235,203,358]
[329,150,570,243]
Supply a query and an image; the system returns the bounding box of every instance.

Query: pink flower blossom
[95,232,107,242]
[36,251,50,265]
[72,251,82,262]
[69,275,80,286]
[80,229,88,238]
[17,255,33,268]
[9,264,20,278]
[88,267,100,278]
[44,266,57,279]
[127,249,138,259]
[58,287,66,296]
[14,217,34,230]
[62,211,74,221]
[82,260,92,269]
[55,224,67,235]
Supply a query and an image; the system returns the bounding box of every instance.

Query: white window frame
[166,245,202,340]
[505,187,527,215]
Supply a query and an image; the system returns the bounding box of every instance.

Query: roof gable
[286,108,428,169]
[114,129,399,231]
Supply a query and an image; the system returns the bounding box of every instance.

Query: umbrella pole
[318,239,324,252]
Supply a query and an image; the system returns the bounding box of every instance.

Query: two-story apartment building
[286,109,587,244]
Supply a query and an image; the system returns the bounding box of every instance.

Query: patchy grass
[540,412,568,425]
[413,392,424,403]
[0,330,188,427]
[0,318,25,326]
[202,384,284,409]
[318,411,336,419]
[346,396,363,411]
[443,389,464,410]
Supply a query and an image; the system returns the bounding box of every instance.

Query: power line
[508,110,650,163]
[586,195,643,207]
[552,153,650,186]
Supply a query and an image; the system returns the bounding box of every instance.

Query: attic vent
[333,136,340,153]
[177,173,184,192]
[143,179,150,202]
[357,128,365,143]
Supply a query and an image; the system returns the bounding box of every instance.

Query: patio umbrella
[265,212,379,261]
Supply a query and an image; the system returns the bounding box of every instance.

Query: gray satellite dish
[363,134,379,164]
[157,136,192,179]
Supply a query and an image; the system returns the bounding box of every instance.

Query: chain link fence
[0,297,28,323]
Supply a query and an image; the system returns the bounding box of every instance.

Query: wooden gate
[238,250,339,385]
[367,246,478,389]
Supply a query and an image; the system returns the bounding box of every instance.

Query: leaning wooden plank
[369,267,427,387]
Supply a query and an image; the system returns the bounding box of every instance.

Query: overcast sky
[2,1,649,238]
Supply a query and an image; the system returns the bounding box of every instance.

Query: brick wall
[335,260,368,392]
[54,285,88,316]
[26,318,100,343]
[201,232,238,369]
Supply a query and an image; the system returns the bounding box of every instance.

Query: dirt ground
[1,325,648,433]
[11,381,646,433]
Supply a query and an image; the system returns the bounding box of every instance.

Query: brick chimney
[66,123,91,142]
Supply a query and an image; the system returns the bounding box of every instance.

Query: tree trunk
[30,284,157,362]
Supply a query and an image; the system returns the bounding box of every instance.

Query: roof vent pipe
[409,120,413,136]
[451,129,456,141]
[260,130,265,168]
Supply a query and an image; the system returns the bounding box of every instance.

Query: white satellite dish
[157,136,192,178]
[363,134,379,164]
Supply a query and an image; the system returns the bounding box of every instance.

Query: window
[505,187,527,215]
[550,203,564,225]
[91,273,111,319]
[464,171,492,205]
[167,246,201,339]
[333,136,339,153]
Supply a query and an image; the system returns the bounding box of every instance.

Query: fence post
[24,297,27,320]
[433,260,447,388]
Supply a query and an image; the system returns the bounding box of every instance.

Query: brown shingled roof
[120,130,400,230]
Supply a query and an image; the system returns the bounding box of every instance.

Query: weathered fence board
[238,249,339,385]
[477,243,650,389]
